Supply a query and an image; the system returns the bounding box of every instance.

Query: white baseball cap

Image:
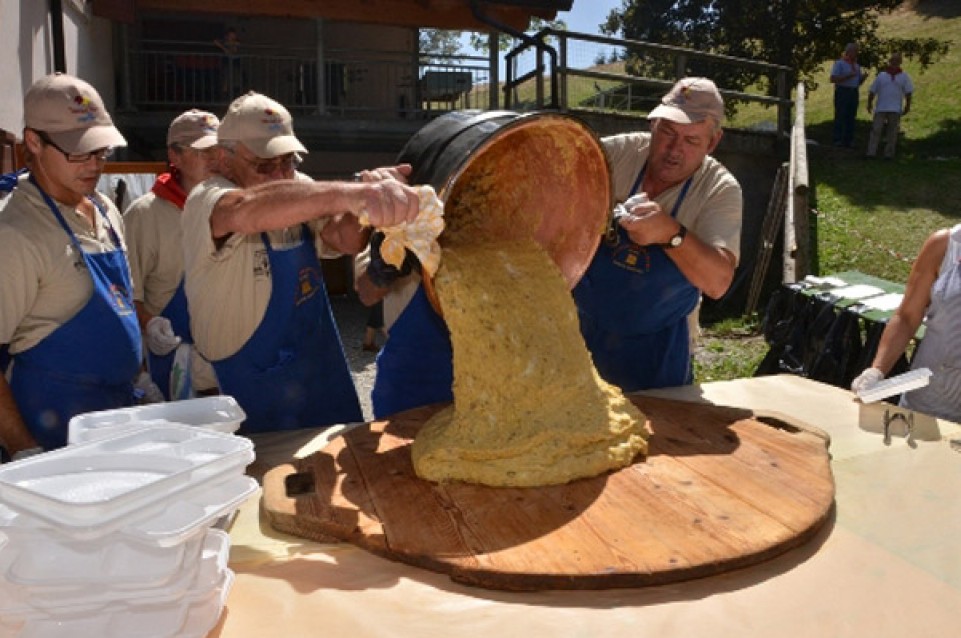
[24,73,127,153]
[217,91,307,157]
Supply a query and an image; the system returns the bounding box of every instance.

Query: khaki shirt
[0,175,126,354]
[182,174,338,362]
[124,187,219,392]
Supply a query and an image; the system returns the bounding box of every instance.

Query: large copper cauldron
[396,110,612,312]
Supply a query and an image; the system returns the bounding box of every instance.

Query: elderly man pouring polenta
[573,77,743,392]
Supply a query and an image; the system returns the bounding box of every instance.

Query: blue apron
[10,178,141,450]
[572,166,700,392]
[371,285,453,419]
[212,226,362,432]
[146,280,192,400]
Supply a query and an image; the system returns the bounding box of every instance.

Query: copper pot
[396,110,612,314]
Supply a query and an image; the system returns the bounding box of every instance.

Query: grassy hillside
[803,0,961,283]
[706,0,961,380]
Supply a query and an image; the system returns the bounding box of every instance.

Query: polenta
[411,240,648,487]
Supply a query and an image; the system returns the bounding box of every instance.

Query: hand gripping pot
[396,110,613,314]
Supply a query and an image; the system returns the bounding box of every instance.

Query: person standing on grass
[866,52,914,159]
[830,42,867,148]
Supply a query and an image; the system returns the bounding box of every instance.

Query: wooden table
[212,375,961,638]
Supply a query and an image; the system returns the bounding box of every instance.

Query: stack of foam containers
[0,398,258,638]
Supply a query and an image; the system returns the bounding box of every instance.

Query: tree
[419,29,464,61]
[600,0,948,96]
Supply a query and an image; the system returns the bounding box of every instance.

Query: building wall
[1,0,117,143]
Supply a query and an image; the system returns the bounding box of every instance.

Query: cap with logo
[167,109,220,149]
[217,91,307,158]
[647,77,725,125]
[24,72,127,154]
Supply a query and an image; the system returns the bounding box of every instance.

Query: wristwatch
[666,224,687,249]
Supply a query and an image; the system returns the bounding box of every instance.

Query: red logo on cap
[69,95,98,123]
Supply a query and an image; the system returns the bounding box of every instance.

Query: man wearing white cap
[183,91,421,432]
[125,109,221,401]
[0,73,139,457]
[573,77,743,392]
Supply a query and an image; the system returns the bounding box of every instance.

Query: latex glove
[851,367,885,395]
[613,193,652,224]
[11,446,43,461]
[366,231,420,288]
[134,370,166,404]
[145,316,181,356]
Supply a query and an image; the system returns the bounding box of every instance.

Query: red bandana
[150,172,187,209]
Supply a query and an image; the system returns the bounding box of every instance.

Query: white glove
[623,193,649,211]
[851,367,885,395]
[145,316,181,356]
[134,370,166,404]
[11,446,43,461]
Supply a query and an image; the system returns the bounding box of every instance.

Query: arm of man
[0,373,39,457]
[870,229,947,375]
[903,93,912,116]
[619,208,736,299]
[209,178,420,241]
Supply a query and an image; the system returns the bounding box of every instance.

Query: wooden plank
[261,396,834,590]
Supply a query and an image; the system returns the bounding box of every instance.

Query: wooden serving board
[261,396,834,591]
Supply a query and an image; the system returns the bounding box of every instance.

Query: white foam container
[68,396,246,445]
[0,474,258,547]
[0,425,254,534]
[857,367,933,403]
[0,538,234,638]
[0,528,230,617]
[0,476,259,589]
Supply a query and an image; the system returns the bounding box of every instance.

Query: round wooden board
[261,395,835,591]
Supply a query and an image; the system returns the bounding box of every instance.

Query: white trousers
[867,111,902,158]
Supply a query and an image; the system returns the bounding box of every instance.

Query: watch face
[670,233,683,247]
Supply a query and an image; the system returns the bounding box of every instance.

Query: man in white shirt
[866,52,914,159]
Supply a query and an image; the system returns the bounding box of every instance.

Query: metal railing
[123,32,793,133]
[124,40,491,118]
[505,29,794,135]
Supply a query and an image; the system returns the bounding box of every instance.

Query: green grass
[699,0,961,382]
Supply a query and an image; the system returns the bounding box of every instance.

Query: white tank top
[900,224,961,422]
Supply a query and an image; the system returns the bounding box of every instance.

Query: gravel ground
[330,292,380,421]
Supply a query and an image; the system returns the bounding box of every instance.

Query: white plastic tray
[0,476,258,589]
[857,367,933,403]
[0,425,254,531]
[0,472,257,545]
[0,565,233,638]
[0,528,230,617]
[68,395,246,445]
[0,525,204,590]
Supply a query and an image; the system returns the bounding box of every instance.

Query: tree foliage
[418,18,567,60]
[600,0,949,95]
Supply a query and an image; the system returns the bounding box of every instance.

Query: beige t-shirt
[0,175,127,355]
[182,173,338,362]
[124,186,219,392]
[124,190,184,315]
[602,131,742,263]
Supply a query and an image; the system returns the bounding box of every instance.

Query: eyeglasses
[32,129,114,163]
[229,149,302,175]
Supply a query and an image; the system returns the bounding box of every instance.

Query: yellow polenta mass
[411,241,649,487]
